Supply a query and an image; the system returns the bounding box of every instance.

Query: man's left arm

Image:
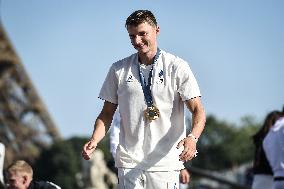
[180,168,190,184]
[177,97,206,162]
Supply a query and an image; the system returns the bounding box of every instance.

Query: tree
[33,136,113,189]
[34,140,78,189]
[190,115,259,170]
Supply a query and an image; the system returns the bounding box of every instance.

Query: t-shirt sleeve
[99,64,119,104]
[176,60,201,101]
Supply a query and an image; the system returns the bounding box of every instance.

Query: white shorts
[117,168,180,189]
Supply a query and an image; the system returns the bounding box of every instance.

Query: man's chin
[137,49,149,54]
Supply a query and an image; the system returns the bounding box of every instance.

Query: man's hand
[180,169,190,184]
[82,101,118,160]
[177,136,197,162]
[82,139,97,160]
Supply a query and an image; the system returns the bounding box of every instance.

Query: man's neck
[138,49,157,65]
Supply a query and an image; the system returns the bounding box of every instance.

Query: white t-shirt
[263,117,284,178]
[99,49,201,171]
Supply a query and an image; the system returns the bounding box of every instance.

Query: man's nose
[132,36,142,44]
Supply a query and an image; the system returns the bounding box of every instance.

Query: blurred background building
[0,24,61,165]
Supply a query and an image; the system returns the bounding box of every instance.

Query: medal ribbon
[138,48,161,107]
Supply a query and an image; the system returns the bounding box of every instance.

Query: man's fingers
[181,174,189,184]
[179,150,190,161]
[82,140,97,160]
[179,149,196,161]
[82,148,94,160]
[176,139,185,149]
[82,150,90,160]
[179,149,187,159]
[87,143,94,150]
[182,176,186,183]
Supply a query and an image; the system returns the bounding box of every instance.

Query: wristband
[187,133,198,143]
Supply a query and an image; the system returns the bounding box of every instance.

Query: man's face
[7,173,27,189]
[127,22,160,55]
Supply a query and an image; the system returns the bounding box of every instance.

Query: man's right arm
[82,101,118,160]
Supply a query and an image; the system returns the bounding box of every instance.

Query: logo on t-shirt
[126,75,134,82]
[158,70,164,83]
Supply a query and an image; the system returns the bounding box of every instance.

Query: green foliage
[33,135,113,189]
[191,115,260,170]
[66,136,89,171]
[34,140,79,189]
[96,134,112,162]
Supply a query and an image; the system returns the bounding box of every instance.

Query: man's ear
[156,26,160,35]
[22,175,28,184]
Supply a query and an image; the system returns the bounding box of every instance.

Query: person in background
[6,160,61,189]
[0,181,5,189]
[251,111,281,189]
[0,143,5,187]
[263,106,284,189]
[82,9,206,189]
[109,110,190,188]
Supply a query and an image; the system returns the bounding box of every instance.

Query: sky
[1,1,283,138]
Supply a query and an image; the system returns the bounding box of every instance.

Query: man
[82,10,206,189]
[6,160,60,189]
[263,107,284,189]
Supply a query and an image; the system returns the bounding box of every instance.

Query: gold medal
[144,105,160,121]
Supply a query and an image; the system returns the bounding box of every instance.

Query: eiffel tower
[0,23,61,166]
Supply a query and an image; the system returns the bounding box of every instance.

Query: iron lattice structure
[0,24,61,166]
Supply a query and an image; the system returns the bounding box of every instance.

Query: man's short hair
[125,10,157,28]
[7,160,33,178]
